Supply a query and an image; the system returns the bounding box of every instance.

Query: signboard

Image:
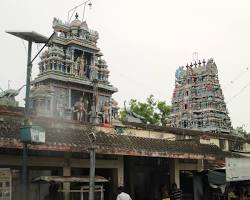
[0,168,11,200]
[30,126,45,143]
[20,126,45,144]
[226,158,250,182]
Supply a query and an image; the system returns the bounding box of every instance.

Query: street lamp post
[25,41,32,114]
[6,31,51,200]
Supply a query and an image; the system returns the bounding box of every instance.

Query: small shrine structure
[30,13,118,123]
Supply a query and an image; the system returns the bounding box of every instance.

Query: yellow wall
[200,138,210,144]
[124,128,176,140]
[210,138,220,147]
[243,143,250,151]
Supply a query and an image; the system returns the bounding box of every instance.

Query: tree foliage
[234,126,250,139]
[120,95,171,126]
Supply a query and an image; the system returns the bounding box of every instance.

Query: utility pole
[88,131,96,200]
[89,145,96,200]
[21,143,28,200]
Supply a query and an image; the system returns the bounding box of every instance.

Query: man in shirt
[116,186,132,200]
[170,183,182,200]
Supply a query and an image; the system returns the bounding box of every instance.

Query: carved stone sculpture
[79,57,85,77]
[90,65,98,81]
[175,66,184,80]
[123,101,145,123]
[0,85,25,107]
[0,85,25,98]
[101,101,110,123]
[74,97,86,122]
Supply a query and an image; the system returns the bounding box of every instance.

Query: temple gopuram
[169,58,232,133]
[30,13,118,123]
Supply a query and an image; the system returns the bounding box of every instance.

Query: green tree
[120,95,171,126]
[157,101,171,126]
[234,126,250,139]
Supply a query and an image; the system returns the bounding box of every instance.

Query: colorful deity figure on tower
[30,13,118,123]
[169,58,232,133]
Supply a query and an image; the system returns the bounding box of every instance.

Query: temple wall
[96,126,177,140]
[224,140,229,151]
[200,138,210,144]
[200,138,220,148]
[210,138,220,147]
[124,128,176,140]
[243,143,250,151]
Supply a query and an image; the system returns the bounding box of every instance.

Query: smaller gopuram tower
[169,58,232,133]
[30,13,118,123]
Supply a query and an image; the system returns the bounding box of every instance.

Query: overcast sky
[1,0,250,130]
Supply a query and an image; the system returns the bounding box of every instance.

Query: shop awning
[207,170,226,185]
[32,176,108,183]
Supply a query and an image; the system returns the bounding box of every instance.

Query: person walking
[116,186,132,200]
[161,185,170,200]
[170,183,182,200]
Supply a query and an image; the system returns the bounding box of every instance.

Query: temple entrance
[124,157,170,200]
[180,170,194,200]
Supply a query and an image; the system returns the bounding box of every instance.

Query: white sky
[0,0,250,131]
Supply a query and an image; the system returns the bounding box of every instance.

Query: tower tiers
[30,14,118,124]
[169,58,232,133]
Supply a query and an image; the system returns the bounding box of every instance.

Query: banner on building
[0,168,11,200]
[226,158,250,182]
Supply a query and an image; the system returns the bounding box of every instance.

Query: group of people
[226,185,250,200]
[116,183,182,200]
[161,183,182,200]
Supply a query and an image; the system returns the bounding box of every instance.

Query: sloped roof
[122,121,246,141]
[0,111,226,161]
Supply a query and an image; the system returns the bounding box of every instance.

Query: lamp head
[88,2,92,9]
[88,131,96,143]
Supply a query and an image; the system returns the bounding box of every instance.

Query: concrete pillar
[68,88,71,108]
[52,61,55,71]
[117,156,124,187]
[111,169,118,200]
[63,166,70,200]
[91,53,96,66]
[197,159,204,172]
[169,158,180,188]
[128,157,135,198]
[63,153,71,200]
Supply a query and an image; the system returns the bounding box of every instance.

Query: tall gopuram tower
[169,58,232,133]
[30,13,118,123]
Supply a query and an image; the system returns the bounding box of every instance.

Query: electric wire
[111,69,166,100]
[226,82,250,104]
[223,67,249,91]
